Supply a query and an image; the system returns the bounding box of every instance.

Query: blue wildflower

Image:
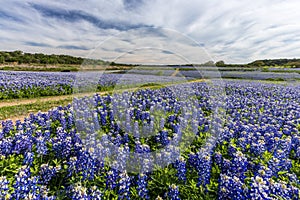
[118,171,131,200]
[106,168,119,190]
[23,152,34,166]
[0,176,9,197]
[174,156,187,182]
[168,184,180,200]
[137,173,149,199]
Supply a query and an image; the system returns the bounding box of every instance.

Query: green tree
[215,60,225,67]
[286,61,300,68]
[203,60,215,66]
[0,56,4,63]
[251,60,265,67]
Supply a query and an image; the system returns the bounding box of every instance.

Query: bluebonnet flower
[115,145,130,172]
[133,121,140,138]
[113,134,123,147]
[268,153,292,176]
[214,151,223,167]
[24,193,40,200]
[167,114,176,123]
[66,112,75,129]
[264,132,276,151]
[158,145,179,166]
[1,120,13,135]
[0,176,9,197]
[256,166,273,179]
[39,164,59,185]
[269,179,295,199]
[290,185,300,199]
[0,137,13,156]
[100,110,107,126]
[141,158,153,174]
[231,151,248,179]
[39,185,57,200]
[15,120,23,131]
[67,157,78,177]
[106,168,119,190]
[160,118,165,129]
[89,186,102,200]
[76,149,98,180]
[248,176,272,200]
[191,120,199,135]
[23,152,34,166]
[134,142,152,172]
[0,76,300,199]
[279,136,292,155]
[13,133,33,154]
[36,136,48,155]
[168,184,180,200]
[217,174,246,200]
[295,146,300,159]
[59,115,67,130]
[12,166,40,200]
[291,134,300,150]
[52,128,72,158]
[286,173,300,185]
[12,166,31,199]
[174,156,187,182]
[250,139,266,156]
[44,130,51,140]
[157,130,170,146]
[227,144,237,157]
[137,173,149,199]
[237,136,248,150]
[70,184,89,200]
[196,152,212,187]
[118,171,131,200]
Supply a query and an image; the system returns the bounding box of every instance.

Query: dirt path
[0,87,145,108]
[0,95,72,108]
[1,79,205,122]
[0,79,205,108]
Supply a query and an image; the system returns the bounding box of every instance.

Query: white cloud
[0,0,300,63]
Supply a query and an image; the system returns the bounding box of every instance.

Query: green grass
[0,65,79,72]
[268,70,300,74]
[0,98,73,120]
[0,80,189,120]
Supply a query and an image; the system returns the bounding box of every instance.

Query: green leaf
[278,171,288,175]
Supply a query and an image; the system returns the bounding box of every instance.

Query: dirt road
[0,79,204,122]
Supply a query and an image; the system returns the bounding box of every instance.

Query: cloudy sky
[1,0,300,64]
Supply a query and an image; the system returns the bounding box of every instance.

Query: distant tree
[251,60,265,67]
[286,61,300,68]
[22,54,32,64]
[0,56,4,63]
[11,50,23,57]
[203,60,215,66]
[215,60,225,67]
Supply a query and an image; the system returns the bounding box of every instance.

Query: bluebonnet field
[0,71,184,99]
[0,71,74,99]
[0,79,300,199]
[129,69,300,81]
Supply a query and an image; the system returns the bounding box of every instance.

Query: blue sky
[1,0,300,64]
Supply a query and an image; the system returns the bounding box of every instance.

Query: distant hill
[248,58,300,68]
[1,50,300,68]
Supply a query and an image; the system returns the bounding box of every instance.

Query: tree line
[1,50,300,68]
[248,59,300,68]
[0,50,106,65]
[215,59,300,68]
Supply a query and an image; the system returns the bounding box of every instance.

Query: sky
[1,0,300,64]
